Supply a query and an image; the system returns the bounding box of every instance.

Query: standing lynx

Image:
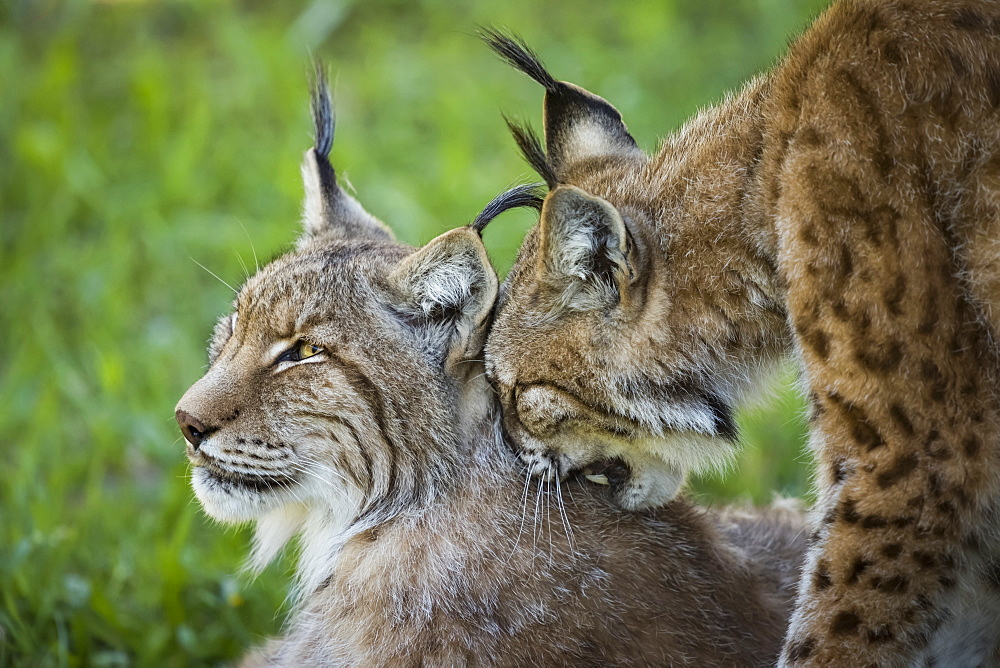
[174,74,805,666]
[480,1,1000,665]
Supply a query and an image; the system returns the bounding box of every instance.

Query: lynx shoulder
[481,1,1000,665]
[174,72,805,666]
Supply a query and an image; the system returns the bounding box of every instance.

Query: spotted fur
[174,73,806,666]
[482,4,1000,665]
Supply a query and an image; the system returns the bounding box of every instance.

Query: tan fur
[484,2,1000,665]
[174,79,806,666]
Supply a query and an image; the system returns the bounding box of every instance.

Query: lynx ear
[298,68,393,247]
[388,228,497,364]
[538,185,633,309]
[482,30,641,182]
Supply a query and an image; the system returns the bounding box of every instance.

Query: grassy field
[1,0,828,664]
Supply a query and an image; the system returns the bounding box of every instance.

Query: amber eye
[277,341,324,364]
[297,341,322,359]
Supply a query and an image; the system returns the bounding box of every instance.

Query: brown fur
[483,3,1000,665]
[174,75,806,666]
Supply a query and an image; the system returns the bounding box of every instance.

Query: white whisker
[505,465,534,565]
[300,457,361,494]
[191,257,237,293]
[532,474,544,559]
[291,461,352,502]
[545,476,554,565]
[554,474,576,554]
[233,248,250,281]
[235,217,260,272]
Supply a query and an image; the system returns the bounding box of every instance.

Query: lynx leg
[774,100,1000,667]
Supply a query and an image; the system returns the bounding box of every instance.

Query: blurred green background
[1,0,829,664]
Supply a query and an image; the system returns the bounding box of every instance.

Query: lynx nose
[176,410,210,449]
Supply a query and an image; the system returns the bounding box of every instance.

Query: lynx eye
[296,342,323,360]
[277,341,324,364]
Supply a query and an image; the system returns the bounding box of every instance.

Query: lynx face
[176,222,511,547]
[175,75,521,571]
[482,34,788,508]
[178,244,420,526]
[488,200,748,508]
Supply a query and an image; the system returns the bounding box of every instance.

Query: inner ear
[537,185,633,308]
[388,228,498,363]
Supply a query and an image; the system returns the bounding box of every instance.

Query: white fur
[265,338,298,363]
[288,506,366,600]
[560,116,641,166]
[300,151,326,237]
[249,504,309,574]
[191,466,284,523]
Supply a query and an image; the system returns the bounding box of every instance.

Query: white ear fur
[555,115,638,165]
[300,150,329,237]
[545,82,644,168]
[298,149,394,247]
[389,228,498,362]
[480,32,641,177]
[538,185,632,308]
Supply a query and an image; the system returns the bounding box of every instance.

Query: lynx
[174,74,805,666]
[480,2,1000,665]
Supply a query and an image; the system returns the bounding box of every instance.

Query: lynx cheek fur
[174,74,805,667]
[482,2,1000,666]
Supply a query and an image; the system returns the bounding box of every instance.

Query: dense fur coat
[481,1,1000,665]
[174,76,806,666]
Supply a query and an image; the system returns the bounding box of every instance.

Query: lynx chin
[174,70,806,666]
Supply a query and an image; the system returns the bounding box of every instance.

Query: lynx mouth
[574,458,631,488]
[195,457,294,493]
[517,451,634,498]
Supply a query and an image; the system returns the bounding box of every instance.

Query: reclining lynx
[480,1,1000,665]
[173,74,805,666]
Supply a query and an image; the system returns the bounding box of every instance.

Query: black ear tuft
[299,64,394,244]
[483,30,641,176]
[469,182,545,235]
[503,116,558,188]
[307,63,339,215]
[310,62,335,159]
[480,28,559,93]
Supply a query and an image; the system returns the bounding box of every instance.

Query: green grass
[1,0,827,664]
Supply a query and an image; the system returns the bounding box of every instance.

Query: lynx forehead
[482,1,1000,665]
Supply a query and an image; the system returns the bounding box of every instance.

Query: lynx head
[174,70,536,576]
[480,32,788,509]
